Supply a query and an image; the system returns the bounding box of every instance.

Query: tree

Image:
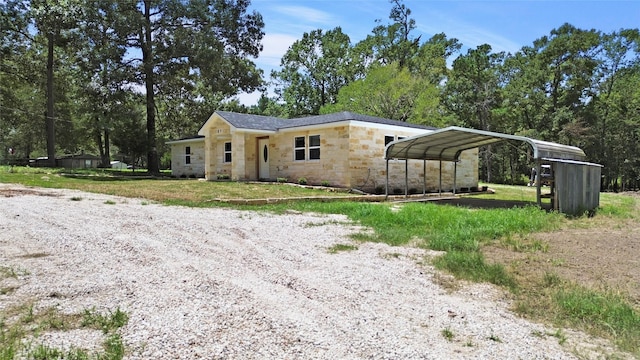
[74,0,132,167]
[590,29,640,188]
[321,63,446,126]
[272,27,355,117]
[355,0,420,69]
[444,44,505,181]
[0,1,40,161]
[30,0,82,166]
[120,0,265,173]
[1,0,84,162]
[412,33,461,84]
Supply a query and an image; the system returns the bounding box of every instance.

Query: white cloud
[258,33,298,68]
[273,6,334,24]
[236,91,263,106]
[416,11,521,54]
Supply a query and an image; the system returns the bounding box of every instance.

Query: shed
[384,126,602,215]
[57,154,101,169]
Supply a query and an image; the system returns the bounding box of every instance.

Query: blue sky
[238,0,640,105]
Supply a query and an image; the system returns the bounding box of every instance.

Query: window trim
[385,135,406,161]
[308,135,321,160]
[294,136,306,161]
[223,142,232,163]
[384,135,395,146]
[294,135,321,161]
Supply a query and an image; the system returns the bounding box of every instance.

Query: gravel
[0,184,619,359]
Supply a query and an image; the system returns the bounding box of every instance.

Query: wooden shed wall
[554,162,601,215]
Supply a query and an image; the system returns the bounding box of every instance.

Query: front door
[258,138,270,180]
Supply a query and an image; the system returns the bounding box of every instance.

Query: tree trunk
[46,32,56,167]
[104,128,110,167]
[484,145,492,183]
[95,116,106,166]
[143,0,159,175]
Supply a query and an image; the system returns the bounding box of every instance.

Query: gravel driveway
[0,184,619,359]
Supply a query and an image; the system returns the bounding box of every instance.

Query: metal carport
[384,126,601,214]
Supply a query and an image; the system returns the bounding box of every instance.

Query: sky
[237,0,640,105]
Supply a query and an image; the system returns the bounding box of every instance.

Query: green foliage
[554,286,640,352]
[0,304,128,360]
[272,27,356,117]
[327,244,358,254]
[321,63,445,126]
[82,308,129,334]
[297,177,307,185]
[441,327,454,341]
[433,251,516,289]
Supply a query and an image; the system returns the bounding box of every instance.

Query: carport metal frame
[384,126,587,207]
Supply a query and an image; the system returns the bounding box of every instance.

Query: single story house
[167,111,478,193]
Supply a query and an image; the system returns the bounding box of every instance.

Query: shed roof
[385,126,586,162]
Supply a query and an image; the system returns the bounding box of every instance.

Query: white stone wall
[194,116,479,192]
[170,140,205,178]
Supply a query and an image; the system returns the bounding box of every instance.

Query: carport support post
[438,160,442,196]
[404,159,408,197]
[385,159,389,199]
[453,161,457,195]
[536,160,542,208]
[423,160,426,196]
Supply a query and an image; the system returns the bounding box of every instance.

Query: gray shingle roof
[215,111,284,131]
[216,111,436,131]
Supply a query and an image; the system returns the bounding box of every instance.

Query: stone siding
[170,140,205,178]
[191,113,478,192]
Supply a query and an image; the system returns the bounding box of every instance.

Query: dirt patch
[0,188,60,198]
[483,212,640,306]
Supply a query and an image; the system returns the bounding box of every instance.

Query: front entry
[258,138,270,180]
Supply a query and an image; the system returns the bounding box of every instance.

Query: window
[224,142,232,163]
[294,136,306,161]
[384,135,407,160]
[294,135,321,161]
[384,135,394,146]
[185,146,191,164]
[309,135,320,160]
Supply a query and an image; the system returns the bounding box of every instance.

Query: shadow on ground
[428,197,549,210]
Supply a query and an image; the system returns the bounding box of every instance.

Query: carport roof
[385,126,586,162]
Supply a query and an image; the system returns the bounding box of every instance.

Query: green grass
[0,166,354,204]
[0,304,128,360]
[517,276,640,356]
[327,243,358,253]
[555,286,640,353]
[441,327,454,341]
[275,200,559,289]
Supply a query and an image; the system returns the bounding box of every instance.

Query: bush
[321,180,331,187]
[216,173,230,180]
[298,177,307,185]
[277,177,287,183]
